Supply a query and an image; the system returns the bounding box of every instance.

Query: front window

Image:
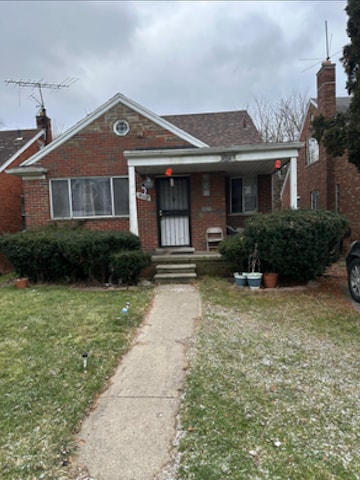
[50,177,129,218]
[231,177,257,213]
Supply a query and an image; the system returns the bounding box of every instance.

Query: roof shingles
[162,110,262,147]
[0,129,39,167]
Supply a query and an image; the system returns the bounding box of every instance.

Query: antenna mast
[325,20,330,61]
[4,78,77,109]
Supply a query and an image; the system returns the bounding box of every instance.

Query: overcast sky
[0,0,349,134]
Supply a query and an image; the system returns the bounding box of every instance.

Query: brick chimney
[36,107,52,145]
[317,60,336,211]
[317,61,336,118]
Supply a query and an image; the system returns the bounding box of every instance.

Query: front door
[156,177,191,247]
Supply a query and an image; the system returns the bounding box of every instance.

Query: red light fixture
[275,160,281,169]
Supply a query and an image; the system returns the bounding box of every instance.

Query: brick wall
[190,172,227,251]
[295,61,360,242]
[297,102,330,209]
[297,63,337,211]
[334,154,360,241]
[0,141,39,235]
[0,138,44,272]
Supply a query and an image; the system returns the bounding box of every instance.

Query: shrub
[110,251,152,285]
[244,209,349,281]
[219,209,349,282]
[218,233,249,272]
[0,227,143,284]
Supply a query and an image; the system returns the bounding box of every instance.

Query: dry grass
[177,264,360,479]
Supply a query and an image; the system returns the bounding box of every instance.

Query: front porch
[126,142,303,252]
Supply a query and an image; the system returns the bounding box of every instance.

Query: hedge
[0,227,144,284]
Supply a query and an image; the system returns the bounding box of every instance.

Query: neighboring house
[0,108,52,235]
[7,94,302,252]
[282,61,358,241]
[0,108,52,271]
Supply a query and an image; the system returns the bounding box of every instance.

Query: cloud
[0,0,349,131]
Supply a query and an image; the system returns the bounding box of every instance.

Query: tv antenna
[4,77,77,109]
[299,20,341,72]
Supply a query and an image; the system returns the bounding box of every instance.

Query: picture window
[50,177,129,219]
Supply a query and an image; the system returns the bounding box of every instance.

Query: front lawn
[0,282,152,480]
[178,273,360,479]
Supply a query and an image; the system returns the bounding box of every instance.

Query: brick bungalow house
[7,94,302,252]
[282,61,358,243]
[0,109,52,271]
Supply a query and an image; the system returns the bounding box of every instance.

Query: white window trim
[306,137,319,165]
[49,176,129,219]
[113,119,130,136]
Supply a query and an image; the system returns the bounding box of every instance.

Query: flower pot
[234,272,247,287]
[263,272,279,288]
[246,272,263,290]
[16,278,29,289]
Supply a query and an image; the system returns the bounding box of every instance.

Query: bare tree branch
[249,90,309,142]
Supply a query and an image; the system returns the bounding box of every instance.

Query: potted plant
[263,271,279,288]
[233,271,247,287]
[218,233,248,287]
[246,244,263,290]
[15,277,29,289]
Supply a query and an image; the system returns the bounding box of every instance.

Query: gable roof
[336,96,351,114]
[162,110,262,147]
[22,93,209,167]
[0,129,44,173]
[310,96,351,114]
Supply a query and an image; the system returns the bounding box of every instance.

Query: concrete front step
[156,263,196,274]
[154,263,197,284]
[153,272,197,284]
[154,247,195,255]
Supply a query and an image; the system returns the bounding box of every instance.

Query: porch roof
[125,142,304,176]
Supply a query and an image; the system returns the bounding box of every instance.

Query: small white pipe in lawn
[82,352,88,369]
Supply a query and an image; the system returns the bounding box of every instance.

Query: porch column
[128,166,139,235]
[290,157,298,209]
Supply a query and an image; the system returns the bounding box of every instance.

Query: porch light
[275,160,282,169]
[143,176,153,189]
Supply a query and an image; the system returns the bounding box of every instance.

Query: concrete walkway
[74,284,201,480]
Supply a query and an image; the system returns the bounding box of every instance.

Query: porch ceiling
[125,142,303,177]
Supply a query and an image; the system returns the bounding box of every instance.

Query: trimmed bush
[219,209,350,282]
[0,227,143,284]
[110,251,152,285]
